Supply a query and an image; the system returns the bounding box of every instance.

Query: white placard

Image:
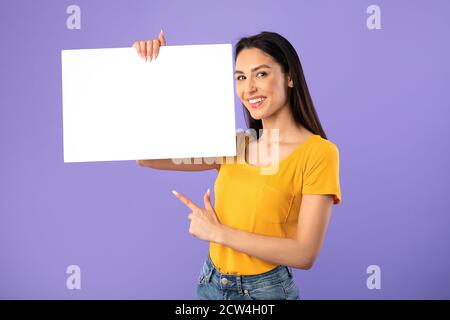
[61,44,237,163]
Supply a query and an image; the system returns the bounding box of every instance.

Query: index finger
[172,190,198,211]
[159,29,166,46]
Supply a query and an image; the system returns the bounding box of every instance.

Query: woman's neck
[260,107,304,145]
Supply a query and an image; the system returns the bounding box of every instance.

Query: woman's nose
[245,78,257,93]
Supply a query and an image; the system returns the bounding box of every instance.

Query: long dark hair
[234,31,327,140]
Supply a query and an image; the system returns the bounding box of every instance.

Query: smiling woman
[135,30,341,301]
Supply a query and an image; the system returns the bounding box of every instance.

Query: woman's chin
[250,109,269,120]
[249,113,263,120]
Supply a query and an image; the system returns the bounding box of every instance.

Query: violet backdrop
[0,0,449,299]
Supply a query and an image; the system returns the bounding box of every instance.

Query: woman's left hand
[172,188,223,242]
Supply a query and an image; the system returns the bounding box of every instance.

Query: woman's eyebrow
[234,64,271,74]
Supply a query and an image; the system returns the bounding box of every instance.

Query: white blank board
[61,44,237,163]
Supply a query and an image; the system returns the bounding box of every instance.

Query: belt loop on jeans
[236,275,244,295]
[285,266,293,278]
[204,265,214,283]
[204,257,215,283]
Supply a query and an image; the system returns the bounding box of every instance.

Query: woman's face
[235,48,293,120]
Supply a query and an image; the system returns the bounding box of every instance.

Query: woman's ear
[287,73,294,88]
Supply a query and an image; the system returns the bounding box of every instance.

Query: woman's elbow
[136,160,146,166]
[294,261,313,270]
[303,261,314,270]
[137,159,153,168]
[293,254,316,270]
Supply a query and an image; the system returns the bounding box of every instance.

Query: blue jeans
[196,256,300,300]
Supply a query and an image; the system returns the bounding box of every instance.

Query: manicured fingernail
[207,188,210,196]
[160,28,163,34]
[172,190,178,195]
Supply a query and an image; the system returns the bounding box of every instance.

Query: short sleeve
[302,142,342,205]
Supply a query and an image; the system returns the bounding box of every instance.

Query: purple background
[1,0,449,299]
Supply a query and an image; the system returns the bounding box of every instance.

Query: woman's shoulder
[303,134,340,163]
[315,134,338,149]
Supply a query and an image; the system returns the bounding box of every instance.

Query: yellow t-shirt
[210,131,341,275]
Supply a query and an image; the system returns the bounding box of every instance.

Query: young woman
[134,30,341,300]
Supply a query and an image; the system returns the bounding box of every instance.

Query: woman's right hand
[132,30,167,62]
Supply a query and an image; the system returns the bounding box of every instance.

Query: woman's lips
[249,98,266,109]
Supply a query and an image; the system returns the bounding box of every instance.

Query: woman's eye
[236,72,267,81]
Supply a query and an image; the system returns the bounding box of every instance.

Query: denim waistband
[199,255,293,292]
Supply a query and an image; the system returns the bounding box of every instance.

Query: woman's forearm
[215,225,314,270]
[137,158,220,171]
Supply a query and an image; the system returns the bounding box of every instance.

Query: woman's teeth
[249,97,266,108]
